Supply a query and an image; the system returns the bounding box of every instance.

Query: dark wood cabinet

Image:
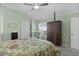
[47,21,62,46]
[11,32,18,40]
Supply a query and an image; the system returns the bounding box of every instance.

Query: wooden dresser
[47,21,62,46]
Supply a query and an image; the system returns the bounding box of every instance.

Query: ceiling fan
[24,3,48,11]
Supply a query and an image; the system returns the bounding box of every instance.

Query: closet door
[0,22,1,42]
[21,20,30,39]
[71,17,79,50]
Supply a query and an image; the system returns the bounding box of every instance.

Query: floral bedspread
[0,39,60,56]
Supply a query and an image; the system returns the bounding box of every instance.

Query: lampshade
[34,5,40,9]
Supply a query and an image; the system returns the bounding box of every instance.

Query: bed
[0,39,60,56]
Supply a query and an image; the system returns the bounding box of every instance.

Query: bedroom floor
[59,46,79,56]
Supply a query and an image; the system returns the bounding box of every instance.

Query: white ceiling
[1,3,79,21]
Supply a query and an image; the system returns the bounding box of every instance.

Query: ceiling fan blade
[39,3,48,6]
[24,3,34,6]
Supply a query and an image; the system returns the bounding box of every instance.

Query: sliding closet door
[71,17,79,50]
[21,20,30,39]
[0,7,3,42]
[0,20,1,42]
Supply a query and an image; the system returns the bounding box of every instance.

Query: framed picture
[9,23,17,29]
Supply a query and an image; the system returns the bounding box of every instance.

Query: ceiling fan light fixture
[34,5,39,9]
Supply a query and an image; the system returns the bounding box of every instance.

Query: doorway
[71,17,79,50]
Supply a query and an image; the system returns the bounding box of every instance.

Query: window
[38,22,47,31]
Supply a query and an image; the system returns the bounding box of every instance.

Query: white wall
[21,20,30,39]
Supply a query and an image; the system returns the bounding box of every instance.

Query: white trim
[62,43,70,48]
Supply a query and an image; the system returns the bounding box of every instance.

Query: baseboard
[62,43,70,48]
